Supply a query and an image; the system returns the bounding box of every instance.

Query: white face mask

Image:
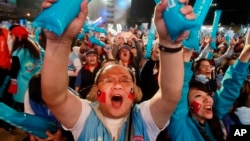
[234,106,250,125]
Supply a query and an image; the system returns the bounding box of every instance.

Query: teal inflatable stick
[33,0,92,36]
[89,35,106,47]
[35,27,41,43]
[154,0,199,41]
[183,30,200,51]
[210,10,222,49]
[77,32,85,40]
[0,102,57,139]
[145,17,156,59]
[183,0,213,51]
[83,22,107,35]
[77,18,107,40]
[206,51,214,60]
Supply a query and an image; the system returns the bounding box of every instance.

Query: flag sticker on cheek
[190,101,202,113]
[128,88,135,101]
[97,90,106,103]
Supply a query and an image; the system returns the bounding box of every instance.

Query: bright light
[26,13,30,17]
[211,3,217,7]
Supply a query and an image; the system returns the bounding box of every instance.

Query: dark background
[2,0,250,26]
[130,0,250,26]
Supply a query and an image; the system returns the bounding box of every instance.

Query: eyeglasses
[199,64,213,69]
[98,77,133,86]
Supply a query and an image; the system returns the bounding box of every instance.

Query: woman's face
[119,48,131,62]
[188,88,214,124]
[196,60,213,79]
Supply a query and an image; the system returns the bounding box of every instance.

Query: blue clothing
[68,51,79,71]
[78,103,150,141]
[12,46,44,103]
[29,99,59,125]
[222,113,242,136]
[168,59,249,141]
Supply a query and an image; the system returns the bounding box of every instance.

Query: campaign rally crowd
[0,0,250,141]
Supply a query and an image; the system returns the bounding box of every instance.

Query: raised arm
[214,30,250,119]
[149,0,195,128]
[41,0,88,128]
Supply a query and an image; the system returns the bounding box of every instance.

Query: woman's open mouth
[111,95,123,108]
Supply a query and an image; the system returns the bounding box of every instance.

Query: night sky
[131,0,250,25]
[16,0,250,25]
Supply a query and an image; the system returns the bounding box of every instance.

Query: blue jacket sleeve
[213,59,249,119]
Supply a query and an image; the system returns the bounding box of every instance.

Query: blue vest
[78,103,150,141]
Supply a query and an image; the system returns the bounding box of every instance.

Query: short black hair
[29,73,44,104]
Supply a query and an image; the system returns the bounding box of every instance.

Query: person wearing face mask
[40,0,195,140]
[167,31,250,141]
[222,74,250,140]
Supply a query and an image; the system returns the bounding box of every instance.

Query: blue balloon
[210,10,222,49]
[83,21,107,35]
[88,25,107,35]
[89,36,106,47]
[225,35,230,44]
[193,0,213,25]
[183,0,213,51]
[33,0,92,36]
[154,0,199,41]
[145,18,156,58]
[206,51,214,60]
[35,27,41,42]
[183,30,200,51]
[77,32,85,40]
[0,102,57,139]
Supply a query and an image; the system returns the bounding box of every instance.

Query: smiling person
[167,30,250,140]
[40,0,195,140]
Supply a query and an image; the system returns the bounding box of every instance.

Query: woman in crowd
[8,25,44,112]
[167,31,250,141]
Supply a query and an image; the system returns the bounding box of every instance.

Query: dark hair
[38,30,46,50]
[11,38,40,59]
[231,80,250,111]
[116,45,134,62]
[207,112,225,141]
[234,39,245,53]
[28,73,44,104]
[189,78,225,141]
[193,58,212,71]
[216,56,237,75]
[189,78,212,94]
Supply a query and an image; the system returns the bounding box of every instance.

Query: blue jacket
[168,59,249,141]
[12,46,44,103]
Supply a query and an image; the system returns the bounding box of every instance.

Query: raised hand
[41,0,88,42]
[154,0,196,47]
